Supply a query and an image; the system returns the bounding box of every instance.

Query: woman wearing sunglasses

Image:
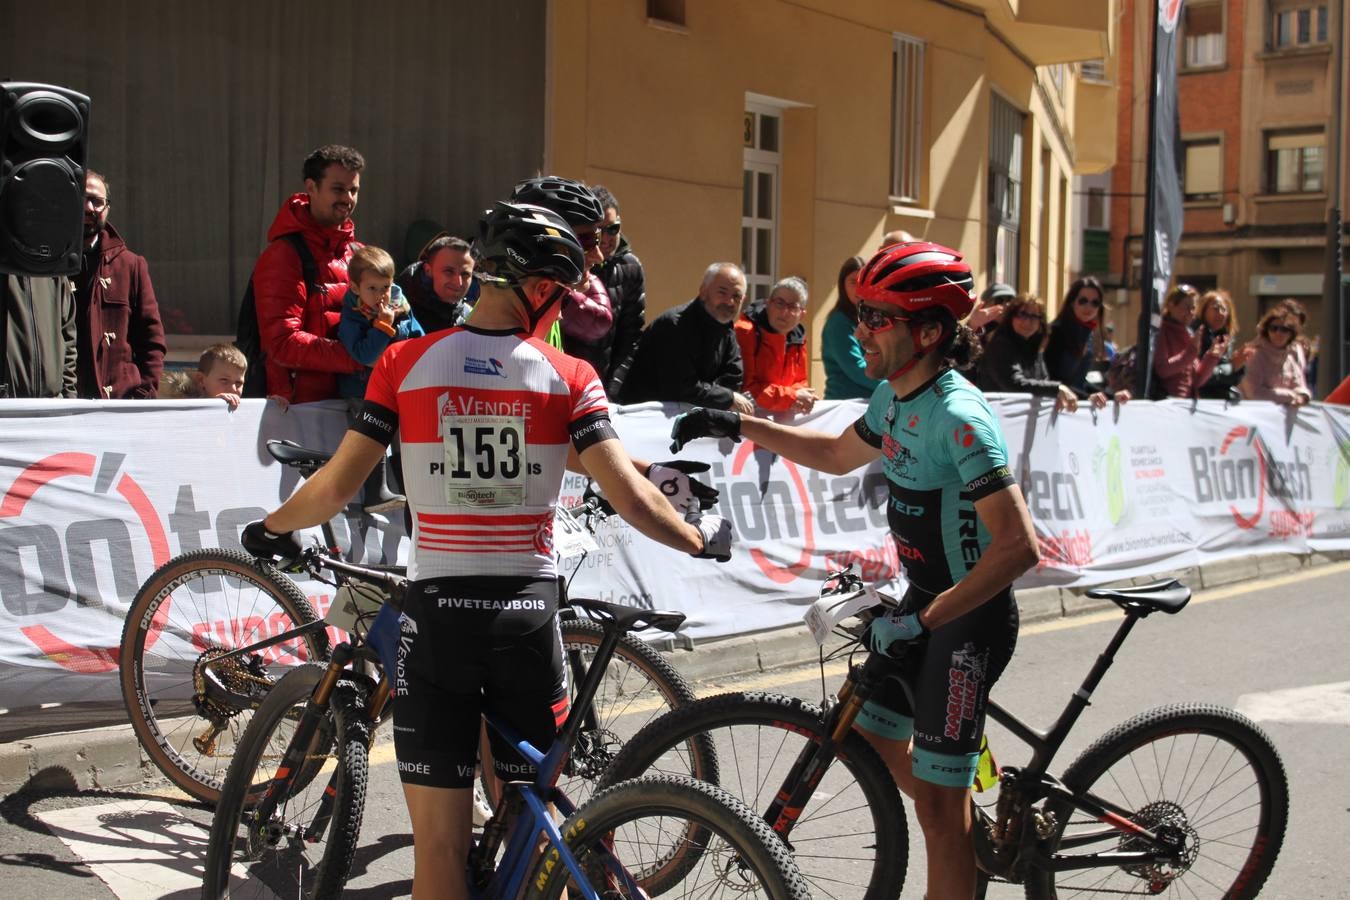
[1045,276,1127,407]
[1153,284,1225,399]
[974,292,1079,411]
[1240,305,1312,405]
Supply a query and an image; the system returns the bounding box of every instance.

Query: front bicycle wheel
[523,773,812,900]
[600,691,907,900]
[120,548,330,804]
[201,664,371,900]
[554,618,712,804]
[1025,703,1288,899]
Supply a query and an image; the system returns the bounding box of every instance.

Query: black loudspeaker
[0,82,90,276]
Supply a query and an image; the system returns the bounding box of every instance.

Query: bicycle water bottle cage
[569,596,685,634]
[1084,579,1191,616]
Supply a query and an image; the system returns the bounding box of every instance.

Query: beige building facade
[546,0,1118,387]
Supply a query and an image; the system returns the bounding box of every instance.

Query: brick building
[1098,0,1347,348]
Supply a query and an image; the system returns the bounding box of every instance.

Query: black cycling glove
[646,460,719,515]
[669,408,742,453]
[241,520,303,568]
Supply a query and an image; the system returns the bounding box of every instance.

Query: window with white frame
[1270,2,1329,48]
[1182,1,1225,68]
[891,34,925,204]
[1265,129,1324,193]
[743,106,781,302]
[1182,137,1222,202]
[987,94,1025,289]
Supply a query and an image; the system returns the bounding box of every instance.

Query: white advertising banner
[2,396,1348,710]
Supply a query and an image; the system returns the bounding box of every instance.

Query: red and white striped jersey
[360,325,613,581]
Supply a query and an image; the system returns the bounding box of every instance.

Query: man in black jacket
[621,262,752,412]
[586,185,646,399]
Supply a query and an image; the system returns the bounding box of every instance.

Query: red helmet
[856,242,977,321]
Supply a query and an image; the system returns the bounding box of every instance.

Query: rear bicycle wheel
[1025,703,1288,899]
[523,773,813,900]
[202,664,371,900]
[120,548,329,804]
[600,691,907,900]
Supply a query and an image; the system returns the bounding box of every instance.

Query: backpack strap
[280,232,320,298]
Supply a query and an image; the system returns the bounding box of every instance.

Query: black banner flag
[1136,0,1185,399]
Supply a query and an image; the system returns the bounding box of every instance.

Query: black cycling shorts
[855,585,1018,788]
[391,576,569,789]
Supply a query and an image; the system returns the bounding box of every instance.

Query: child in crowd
[159,343,249,409]
[339,245,423,513]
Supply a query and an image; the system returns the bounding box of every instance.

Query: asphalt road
[1,564,1346,898]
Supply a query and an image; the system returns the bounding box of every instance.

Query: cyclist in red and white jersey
[243,201,731,900]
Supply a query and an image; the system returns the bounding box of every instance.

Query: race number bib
[442,414,527,507]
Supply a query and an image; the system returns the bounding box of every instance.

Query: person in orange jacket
[734,276,818,414]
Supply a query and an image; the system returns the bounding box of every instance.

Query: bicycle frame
[761,597,1188,879]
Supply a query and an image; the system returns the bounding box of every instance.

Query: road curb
[2,549,1345,798]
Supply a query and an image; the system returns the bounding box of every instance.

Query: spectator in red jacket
[735,276,817,414]
[251,144,366,403]
[75,169,166,399]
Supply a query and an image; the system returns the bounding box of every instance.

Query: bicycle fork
[248,645,356,848]
[762,668,870,844]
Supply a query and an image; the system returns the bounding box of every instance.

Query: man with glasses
[671,241,1039,900]
[74,169,166,399]
[734,275,817,413]
[622,262,753,414]
[589,184,647,400]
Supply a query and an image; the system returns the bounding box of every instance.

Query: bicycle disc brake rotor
[571,728,623,780]
[193,647,274,723]
[707,841,763,895]
[1118,800,1198,888]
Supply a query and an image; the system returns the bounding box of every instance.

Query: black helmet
[474,202,585,288]
[509,176,604,227]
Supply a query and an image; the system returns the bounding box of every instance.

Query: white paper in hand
[804,586,885,646]
[553,505,599,560]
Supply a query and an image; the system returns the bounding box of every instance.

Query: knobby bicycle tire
[480,618,714,808]
[600,690,907,900]
[202,664,371,900]
[523,773,813,900]
[1024,703,1288,899]
[120,548,330,805]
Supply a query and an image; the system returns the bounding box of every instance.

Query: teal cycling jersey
[853,369,1015,592]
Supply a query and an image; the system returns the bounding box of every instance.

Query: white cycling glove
[690,515,733,562]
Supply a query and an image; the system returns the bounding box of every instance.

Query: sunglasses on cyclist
[600,222,622,236]
[856,302,911,332]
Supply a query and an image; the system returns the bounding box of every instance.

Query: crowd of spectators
[4,141,1344,426]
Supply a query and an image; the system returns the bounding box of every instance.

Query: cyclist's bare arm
[263,432,388,533]
[738,415,879,476]
[567,445,656,479]
[579,439,703,555]
[920,484,1039,631]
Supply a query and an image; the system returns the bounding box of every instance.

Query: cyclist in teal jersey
[671,242,1040,900]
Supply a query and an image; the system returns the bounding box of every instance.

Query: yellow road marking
[722,560,1350,692]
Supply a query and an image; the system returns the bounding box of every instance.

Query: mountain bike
[120,439,704,805]
[201,578,810,900]
[600,566,1289,900]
